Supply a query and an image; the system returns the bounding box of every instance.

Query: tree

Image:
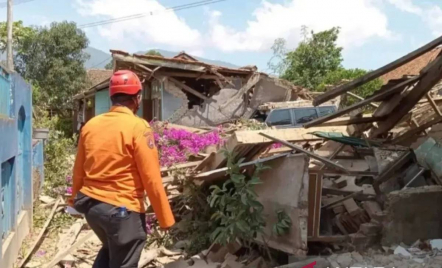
[317,68,383,106]
[0,20,36,54]
[280,27,343,90]
[267,38,288,76]
[15,21,89,111]
[104,60,113,70]
[145,49,163,57]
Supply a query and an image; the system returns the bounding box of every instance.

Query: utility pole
[6,0,13,71]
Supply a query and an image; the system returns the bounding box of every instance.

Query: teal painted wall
[94,89,143,117]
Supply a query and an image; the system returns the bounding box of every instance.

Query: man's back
[72,106,173,227]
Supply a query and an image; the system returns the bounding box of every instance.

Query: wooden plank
[317,115,383,127]
[134,63,153,73]
[160,161,202,173]
[156,71,221,80]
[307,235,349,243]
[193,153,289,183]
[392,116,442,144]
[373,151,413,193]
[346,92,379,108]
[426,93,442,116]
[19,198,61,268]
[371,55,442,137]
[113,53,207,72]
[43,231,95,268]
[305,76,420,128]
[313,35,442,106]
[54,219,84,263]
[210,68,236,88]
[321,191,363,209]
[259,132,351,174]
[308,173,322,237]
[168,77,209,101]
[233,126,349,144]
[203,127,348,171]
[220,73,260,110]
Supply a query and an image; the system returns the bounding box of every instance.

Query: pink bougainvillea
[151,122,224,167]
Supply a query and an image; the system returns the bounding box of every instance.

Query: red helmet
[109,70,142,97]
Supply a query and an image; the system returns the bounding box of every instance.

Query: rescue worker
[68,70,175,268]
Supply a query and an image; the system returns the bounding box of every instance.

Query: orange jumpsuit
[69,106,175,229]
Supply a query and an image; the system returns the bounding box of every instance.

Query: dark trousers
[74,192,147,268]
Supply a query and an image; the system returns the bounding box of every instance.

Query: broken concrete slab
[254,154,309,256]
[382,186,442,246]
[276,257,330,268]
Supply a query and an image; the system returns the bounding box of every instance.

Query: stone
[336,253,352,268]
[362,201,382,219]
[359,222,382,236]
[394,246,412,257]
[351,251,364,263]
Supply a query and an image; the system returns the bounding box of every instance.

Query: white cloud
[385,0,442,37]
[75,0,202,51]
[208,0,393,52]
[386,0,422,14]
[424,5,442,37]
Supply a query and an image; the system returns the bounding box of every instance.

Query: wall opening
[1,157,15,241]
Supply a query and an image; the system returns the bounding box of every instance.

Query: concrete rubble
[22,36,442,268]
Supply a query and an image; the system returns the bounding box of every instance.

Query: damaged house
[73,51,305,130]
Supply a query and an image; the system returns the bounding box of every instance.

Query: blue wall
[95,88,143,117]
[0,70,33,264]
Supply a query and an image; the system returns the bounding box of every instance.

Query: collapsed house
[72,51,305,131]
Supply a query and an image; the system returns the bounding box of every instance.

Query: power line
[79,0,227,29]
[0,0,37,8]
[90,56,112,69]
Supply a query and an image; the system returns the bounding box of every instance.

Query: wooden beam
[304,76,420,128]
[233,126,349,145]
[43,231,95,268]
[168,77,209,101]
[313,35,442,106]
[345,92,379,108]
[317,115,383,127]
[220,73,260,110]
[134,63,153,73]
[426,93,442,116]
[373,151,413,194]
[321,191,363,209]
[210,68,236,87]
[19,198,61,268]
[113,53,207,72]
[371,55,442,137]
[160,161,202,173]
[156,71,220,80]
[193,153,289,183]
[391,116,442,144]
[259,132,351,174]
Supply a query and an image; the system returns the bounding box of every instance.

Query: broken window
[318,106,336,117]
[267,109,292,126]
[294,108,318,124]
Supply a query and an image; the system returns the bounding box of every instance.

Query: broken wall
[174,74,293,127]
[163,80,189,122]
[382,186,442,246]
[254,153,309,256]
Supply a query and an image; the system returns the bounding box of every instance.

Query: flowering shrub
[151,122,225,167]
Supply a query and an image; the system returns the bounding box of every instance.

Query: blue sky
[1,0,442,72]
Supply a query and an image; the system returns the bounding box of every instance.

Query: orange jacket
[69,106,175,228]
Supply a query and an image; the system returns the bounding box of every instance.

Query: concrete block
[358,222,382,236]
[362,201,382,219]
[382,186,442,246]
